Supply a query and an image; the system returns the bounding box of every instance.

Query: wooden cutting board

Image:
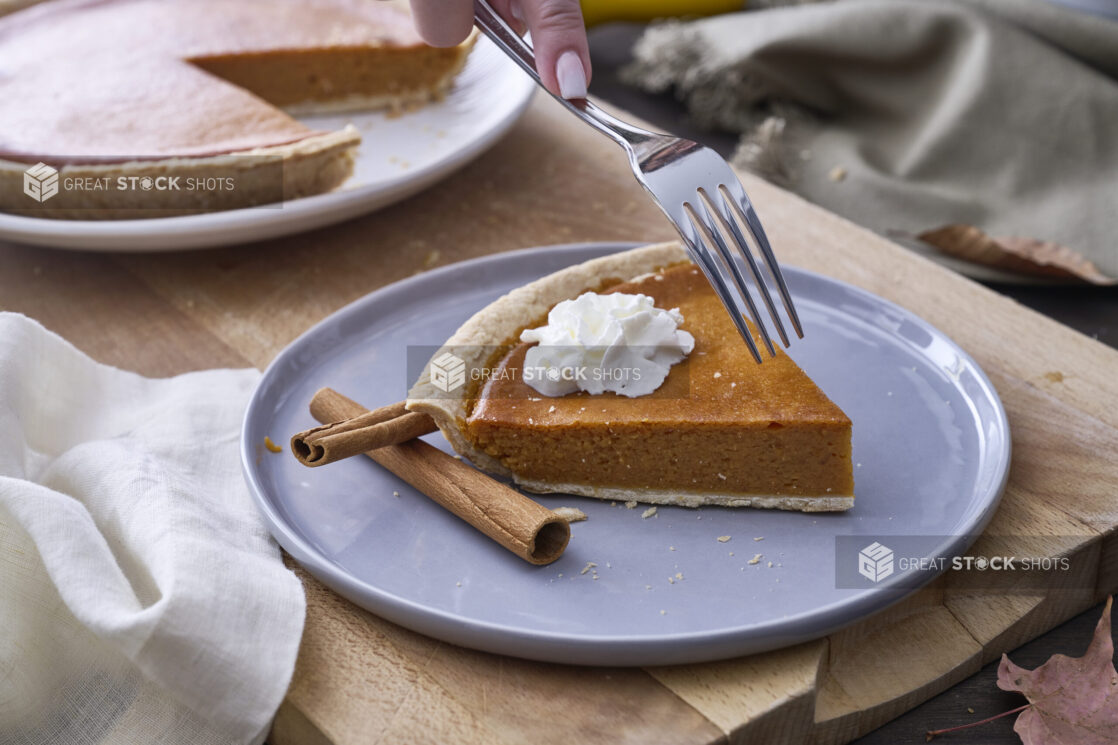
[2,93,1116,745]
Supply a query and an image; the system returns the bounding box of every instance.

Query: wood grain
[3,93,1116,745]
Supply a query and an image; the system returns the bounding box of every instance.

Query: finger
[508,0,528,36]
[409,0,474,48]
[520,0,591,98]
[487,0,528,36]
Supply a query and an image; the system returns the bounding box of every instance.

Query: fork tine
[694,189,777,357]
[680,206,764,364]
[721,184,804,339]
[709,187,790,348]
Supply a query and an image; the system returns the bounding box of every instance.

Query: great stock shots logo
[14,156,285,213]
[23,162,59,203]
[857,542,895,583]
[836,535,1076,590]
[430,352,467,393]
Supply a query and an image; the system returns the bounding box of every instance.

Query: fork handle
[473,0,658,150]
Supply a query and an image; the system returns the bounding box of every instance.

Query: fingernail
[556,51,588,99]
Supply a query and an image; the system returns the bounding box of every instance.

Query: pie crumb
[393,491,400,497]
[748,554,763,565]
[713,371,722,379]
[552,507,588,523]
[767,561,774,568]
[717,535,731,543]
[829,165,847,182]
[717,473,727,480]
[642,507,658,519]
[660,610,667,615]
[624,500,638,509]
[753,536,764,541]
[675,572,683,580]
[580,562,597,575]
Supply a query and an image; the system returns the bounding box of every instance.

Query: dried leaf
[997,597,1118,744]
[918,224,1117,285]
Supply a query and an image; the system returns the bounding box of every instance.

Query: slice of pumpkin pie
[407,242,855,512]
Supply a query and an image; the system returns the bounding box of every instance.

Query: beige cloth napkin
[623,0,1118,279]
[0,313,305,745]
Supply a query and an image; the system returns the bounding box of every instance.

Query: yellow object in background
[580,0,745,26]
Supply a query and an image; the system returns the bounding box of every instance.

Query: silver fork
[474,0,803,362]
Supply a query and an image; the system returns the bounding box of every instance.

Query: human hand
[407,0,591,99]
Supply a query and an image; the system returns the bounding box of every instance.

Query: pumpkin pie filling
[0,0,470,165]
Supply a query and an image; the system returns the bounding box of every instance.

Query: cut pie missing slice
[407,243,854,512]
[0,0,473,217]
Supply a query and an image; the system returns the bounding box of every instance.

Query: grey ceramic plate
[242,242,1010,666]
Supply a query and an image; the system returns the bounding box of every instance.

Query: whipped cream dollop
[519,292,695,398]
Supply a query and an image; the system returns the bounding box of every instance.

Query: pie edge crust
[0,128,361,218]
[406,241,854,512]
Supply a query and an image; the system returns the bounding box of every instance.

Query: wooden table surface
[4,89,1117,744]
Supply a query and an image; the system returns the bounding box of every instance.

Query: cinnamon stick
[306,388,570,565]
[290,399,438,467]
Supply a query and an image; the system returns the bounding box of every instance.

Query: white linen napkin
[0,313,305,745]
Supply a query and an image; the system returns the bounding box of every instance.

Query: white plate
[0,37,534,252]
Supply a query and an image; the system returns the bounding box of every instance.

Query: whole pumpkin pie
[408,243,855,512]
[0,0,473,218]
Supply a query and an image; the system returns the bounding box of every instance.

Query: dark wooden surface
[587,21,1118,744]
